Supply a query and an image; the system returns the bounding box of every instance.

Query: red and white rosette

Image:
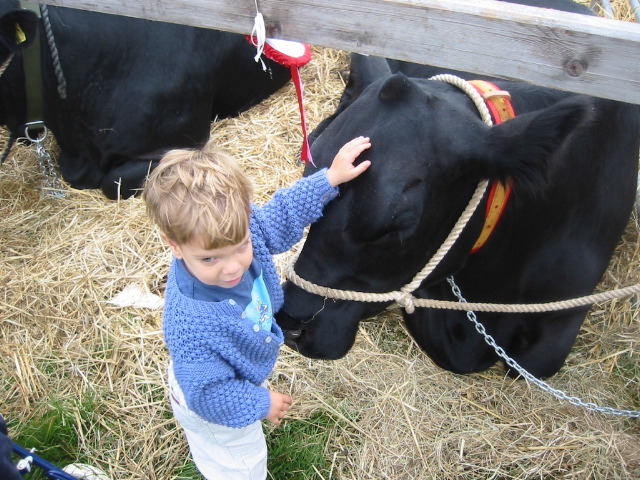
[248,35,314,165]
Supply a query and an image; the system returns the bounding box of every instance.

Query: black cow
[276,0,640,379]
[0,2,290,198]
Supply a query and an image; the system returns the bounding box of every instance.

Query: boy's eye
[201,257,217,264]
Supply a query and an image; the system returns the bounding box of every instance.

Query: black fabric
[0,414,22,480]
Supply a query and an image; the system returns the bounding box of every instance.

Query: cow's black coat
[276,0,640,378]
[0,3,290,198]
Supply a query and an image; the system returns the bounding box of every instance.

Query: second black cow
[0,3,290,198]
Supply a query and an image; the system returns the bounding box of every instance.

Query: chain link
[24,126,66,198]
[447,277,640,418]
[35,140,65,198]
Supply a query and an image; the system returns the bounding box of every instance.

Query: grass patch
[612,351,640,407]
[267,412,335,480]
[164,412,340,479]
[10,395,99,479]
[172,460,202,479]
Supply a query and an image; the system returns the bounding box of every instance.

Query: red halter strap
[468,80,515,253]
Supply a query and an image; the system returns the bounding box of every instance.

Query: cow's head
[276,54,590,360]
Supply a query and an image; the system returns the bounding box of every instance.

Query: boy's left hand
[326,136,372,187]
[267,390,292,426]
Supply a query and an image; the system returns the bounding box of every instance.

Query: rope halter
[286,75,492,313]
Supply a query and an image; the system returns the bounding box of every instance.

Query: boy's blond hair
[143,143,253,248]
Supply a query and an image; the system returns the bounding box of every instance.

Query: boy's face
[164,232,253,288]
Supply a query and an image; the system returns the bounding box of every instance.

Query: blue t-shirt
[173,257,273,332]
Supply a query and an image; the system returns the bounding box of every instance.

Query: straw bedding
[1,4,638,479]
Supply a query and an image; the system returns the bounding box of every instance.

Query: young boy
[143,136,371,480]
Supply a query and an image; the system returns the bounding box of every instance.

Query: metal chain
[25,126,66,198]
[36,141,66,198]
[447,276,640,418]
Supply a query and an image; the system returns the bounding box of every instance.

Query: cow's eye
[368,230,401,246]
[402,178,423,193]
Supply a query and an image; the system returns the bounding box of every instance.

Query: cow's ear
[481,96,591,190]
[344,54,392,104]
[0,9,39,52]
[310,54,392,146]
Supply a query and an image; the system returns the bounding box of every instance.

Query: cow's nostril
[285,329,302,340]
[283,329,302,352]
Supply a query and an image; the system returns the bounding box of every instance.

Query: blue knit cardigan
[163,169,337,428]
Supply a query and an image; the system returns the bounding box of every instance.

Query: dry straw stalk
[1,3,639,478]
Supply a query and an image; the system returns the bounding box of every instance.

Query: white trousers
[167,364,268,480]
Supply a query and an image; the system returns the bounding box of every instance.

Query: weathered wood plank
[35,0,640,104]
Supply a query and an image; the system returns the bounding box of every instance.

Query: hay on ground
[1,10,639,480]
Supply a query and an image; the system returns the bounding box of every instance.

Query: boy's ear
[161,232,183,259]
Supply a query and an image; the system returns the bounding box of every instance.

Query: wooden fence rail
[36,0,640,104]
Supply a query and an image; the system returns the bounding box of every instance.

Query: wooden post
[34,0,640,104]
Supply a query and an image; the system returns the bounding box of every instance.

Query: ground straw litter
[1,4,639,479]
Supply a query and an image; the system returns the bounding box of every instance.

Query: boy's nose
[222,259,242,275]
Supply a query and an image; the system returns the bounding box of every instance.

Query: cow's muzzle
[282,328,302,351]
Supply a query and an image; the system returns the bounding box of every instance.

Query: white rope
[287,179,489,313]
[401,283,640,313]
[429,74,493,125]
[0,53,14,78]
[249,0,267,70]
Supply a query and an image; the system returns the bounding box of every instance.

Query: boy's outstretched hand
[326,136,372,187]
[267,390,292,426]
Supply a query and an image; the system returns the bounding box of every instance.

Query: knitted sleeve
[174,360,272,428]
[253,168,338,254]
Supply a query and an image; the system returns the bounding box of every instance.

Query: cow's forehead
[314,79,480,170]
[336,78,478,141]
